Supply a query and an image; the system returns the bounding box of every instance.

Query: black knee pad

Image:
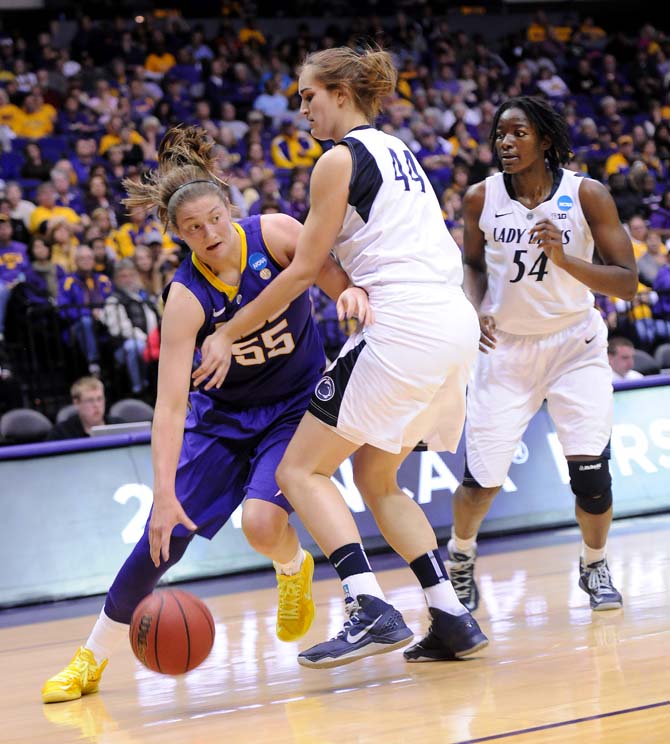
[568,456,612,514]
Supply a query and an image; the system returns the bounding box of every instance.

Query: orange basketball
[129,589,215,675]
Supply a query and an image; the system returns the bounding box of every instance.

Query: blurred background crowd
[1,0,670,441]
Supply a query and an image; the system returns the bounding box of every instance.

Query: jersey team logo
[557,195,573,211]
[248,252,268,271]
[315,375,335,401]
[260,268,271,280]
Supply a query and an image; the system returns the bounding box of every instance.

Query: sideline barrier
[1,377,668,608]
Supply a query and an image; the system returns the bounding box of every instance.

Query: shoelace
[52,653,90,687]
[448,556,475,595]
[332,600,362,640]
[587,563,615,594]
[277,579,304,621]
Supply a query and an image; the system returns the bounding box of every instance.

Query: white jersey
[333,126,463,294]
[479,169,594,335]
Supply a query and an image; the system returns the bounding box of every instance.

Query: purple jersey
[169,214,325,407]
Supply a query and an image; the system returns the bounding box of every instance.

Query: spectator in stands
[253,77,289,128]
[90,234,116,277]
[17,89,57,138]
[113,205,178,259]
[649,190,670,240]
[46,375,121,440]
[24,235,64,304]
[56,93,98,137]
[0,213,29,345]
[70,137,99,185]
[4,182,35,232]
[270,118,322,170]
[605,135,635,178]
[638,172,662,219]
[415,125,453,195]
[248,174,290,216]
[609,171,643,223]
[103,259,159,396]
[220,101,249,142]
[45,217,79,272]
[58,244,113,376]
[29,182,81,235]
[638,229,668,287]
[51,167,85,215]
[20,140,53,182]
[0,87,24,136]
[652,258,670,326]
[144,31,176,80]
[607,337,643,381]
[627,214,650,260]
[285,179,309,223]
[83,173,119,227]
[80,79,119,125]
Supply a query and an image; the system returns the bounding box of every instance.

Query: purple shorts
[167,386,313,539]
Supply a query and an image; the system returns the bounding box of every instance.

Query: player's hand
[530,219,566,267]
[479,314,497,353]
[192,326,233,390]
[337,287,375,326]
[148,497,197,567]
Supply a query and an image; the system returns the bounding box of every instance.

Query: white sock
[273,546,305,576]
[424,581,469,616]
[341,572,386,603]
[581,541,607,566]
[449,528,477,557]
[84,608,129,661]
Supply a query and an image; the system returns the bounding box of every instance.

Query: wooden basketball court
[2,516,669,743]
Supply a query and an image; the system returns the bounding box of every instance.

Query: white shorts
[466,308,613,487]
[309,285,479,454]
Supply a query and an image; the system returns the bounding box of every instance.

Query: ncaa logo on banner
[315,376,335,401]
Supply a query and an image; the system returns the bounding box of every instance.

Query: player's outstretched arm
[149,283,200,566]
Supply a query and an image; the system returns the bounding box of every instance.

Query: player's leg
[42,430,246,703]
[449,332,544,611]
[42,532,194,704]
[547,311,621,610]
[240,409,314,642]
[276,413,414,668]
[351,443,488,663]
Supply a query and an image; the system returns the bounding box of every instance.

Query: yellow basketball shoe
[42,647,108,704]
[276,550,315,642]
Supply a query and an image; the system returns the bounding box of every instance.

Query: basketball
[129,589,215,675]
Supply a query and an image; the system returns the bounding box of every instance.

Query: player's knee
[275,458,301,496]
[352,462,396,505]
[568,457,612,515]
[241,502,286,554]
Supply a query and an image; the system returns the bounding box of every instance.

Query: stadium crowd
[1,4,670,434]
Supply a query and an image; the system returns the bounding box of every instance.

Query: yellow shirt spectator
[271,122,322,169]
[99,129,145,156]
[0,93,25,133]
[29,205,80,234]
[112,222,178,259]
[17,98,57,139]
[145,52,176,76]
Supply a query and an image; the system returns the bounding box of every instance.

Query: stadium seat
[0,408,53,444]
[55,403,78,424]
[633,349,660,375]
[653,343,670,371]
[109,398,154,423]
